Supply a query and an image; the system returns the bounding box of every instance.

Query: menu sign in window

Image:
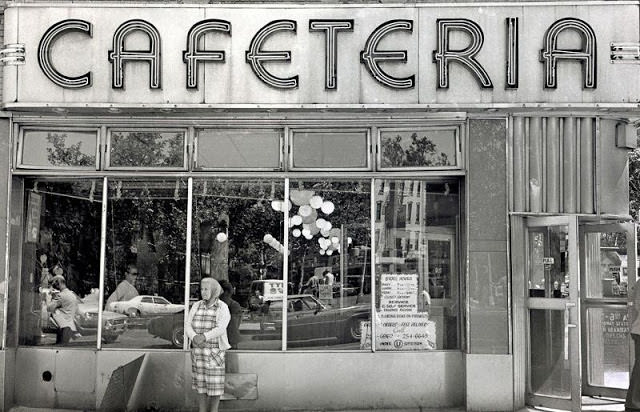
[363,273,436,351]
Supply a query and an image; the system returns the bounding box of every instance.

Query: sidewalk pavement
[5,400,628,412]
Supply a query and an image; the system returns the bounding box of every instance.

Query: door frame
[525,215,582,411]
[579,220,636,400]
[511,215,582,411]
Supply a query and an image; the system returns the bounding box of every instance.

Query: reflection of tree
[107,182,187,304]
[32,180,101,296]
[192,181,283,295]
[383,133,450,167]
[46,133,94,167]
[110,132,183,167]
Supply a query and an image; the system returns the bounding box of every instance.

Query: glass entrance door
[580,220,637,400]
[526,216,581,411]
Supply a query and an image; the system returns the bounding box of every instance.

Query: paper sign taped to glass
[360,273,436,350]
[360,315,436,351]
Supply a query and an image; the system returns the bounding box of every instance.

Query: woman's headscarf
[201,277,223,299]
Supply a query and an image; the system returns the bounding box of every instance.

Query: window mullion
[282,177,289,351]
[97,176,108,350]
[184,177,193,351]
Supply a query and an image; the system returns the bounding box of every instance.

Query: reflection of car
[108,295,184,317]
[261,294,369,345]
[45,291,128,343]
[148,310,186,348]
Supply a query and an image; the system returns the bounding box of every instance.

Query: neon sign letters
[37,17,597,91]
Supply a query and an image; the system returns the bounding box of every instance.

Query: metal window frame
[105,128,189,171]
[288,127,372,172]
[16,126,100,170]
[376,124,463,172]
[194,126,285,172]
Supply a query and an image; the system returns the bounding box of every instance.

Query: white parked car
[108,295,184,317]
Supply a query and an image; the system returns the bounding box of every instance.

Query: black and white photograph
[0,0,638,411]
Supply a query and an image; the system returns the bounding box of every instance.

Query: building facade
[0,1,638,411]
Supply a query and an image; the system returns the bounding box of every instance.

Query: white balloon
[291,215,303,226]
[216,232,228,243]
[290,190,314,206]
[301,208,317,224]
[309,195,323,209]
[347,237,353,244]
[292,228,301,237]
[331,236,339,244]
[263,234,273,243]
[323,221,332,231]
[326,250,333,255]
[315,218,327,229]
[320,228,330,237]
[299,205,312,217]
[309,224,321,235]
[321,201,335,214]
[319,249,326,255]
[302,228,311,237]
[271,200,281,211]
[304,233,313,240]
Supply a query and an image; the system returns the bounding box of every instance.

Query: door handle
[564,302,577,360]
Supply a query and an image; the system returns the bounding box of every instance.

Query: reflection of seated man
[292,299,304,312]
[248,290,264,312]
[46,273,78,345]
[105,264,139,310]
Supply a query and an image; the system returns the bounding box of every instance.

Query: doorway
[514,215,636,411]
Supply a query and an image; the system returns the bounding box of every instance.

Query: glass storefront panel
[379,128,458,169]
[20,130,97,169]
[586,307,629,389]
[108,131,186,169]
[290,130,369,169]
[19,179,102,347]
[373,180,460,350]
[196,129,283,170]
[286,180,371,350]
[192,179,285,350]
[528,226,570,299]
[104,179,188,348]
[529,308,571,398]
[584,231,629,299]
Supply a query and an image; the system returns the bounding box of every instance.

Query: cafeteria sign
[4,3,639,106]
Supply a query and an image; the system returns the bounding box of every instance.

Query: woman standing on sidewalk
[186,277,231,412]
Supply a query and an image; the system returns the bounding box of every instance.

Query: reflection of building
[0,2,638,412]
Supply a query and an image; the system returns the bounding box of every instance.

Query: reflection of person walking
[626,282,640,411]
[186,278,231,412]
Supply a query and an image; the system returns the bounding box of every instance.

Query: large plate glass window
[378,126,460,170]
[191,179,285,350]
[17,179,103,347]
[18,129,99,169]
[372,180,461,350]
[107,130,187,170]
[289,129,370,170]
[104,179,188,348]
[285,180,371,350]
[196,129,283,170]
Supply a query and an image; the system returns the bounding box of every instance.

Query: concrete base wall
[466,354,513,412]
[9,347,466,411]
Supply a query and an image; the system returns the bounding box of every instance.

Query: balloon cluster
[266,189,348,255]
